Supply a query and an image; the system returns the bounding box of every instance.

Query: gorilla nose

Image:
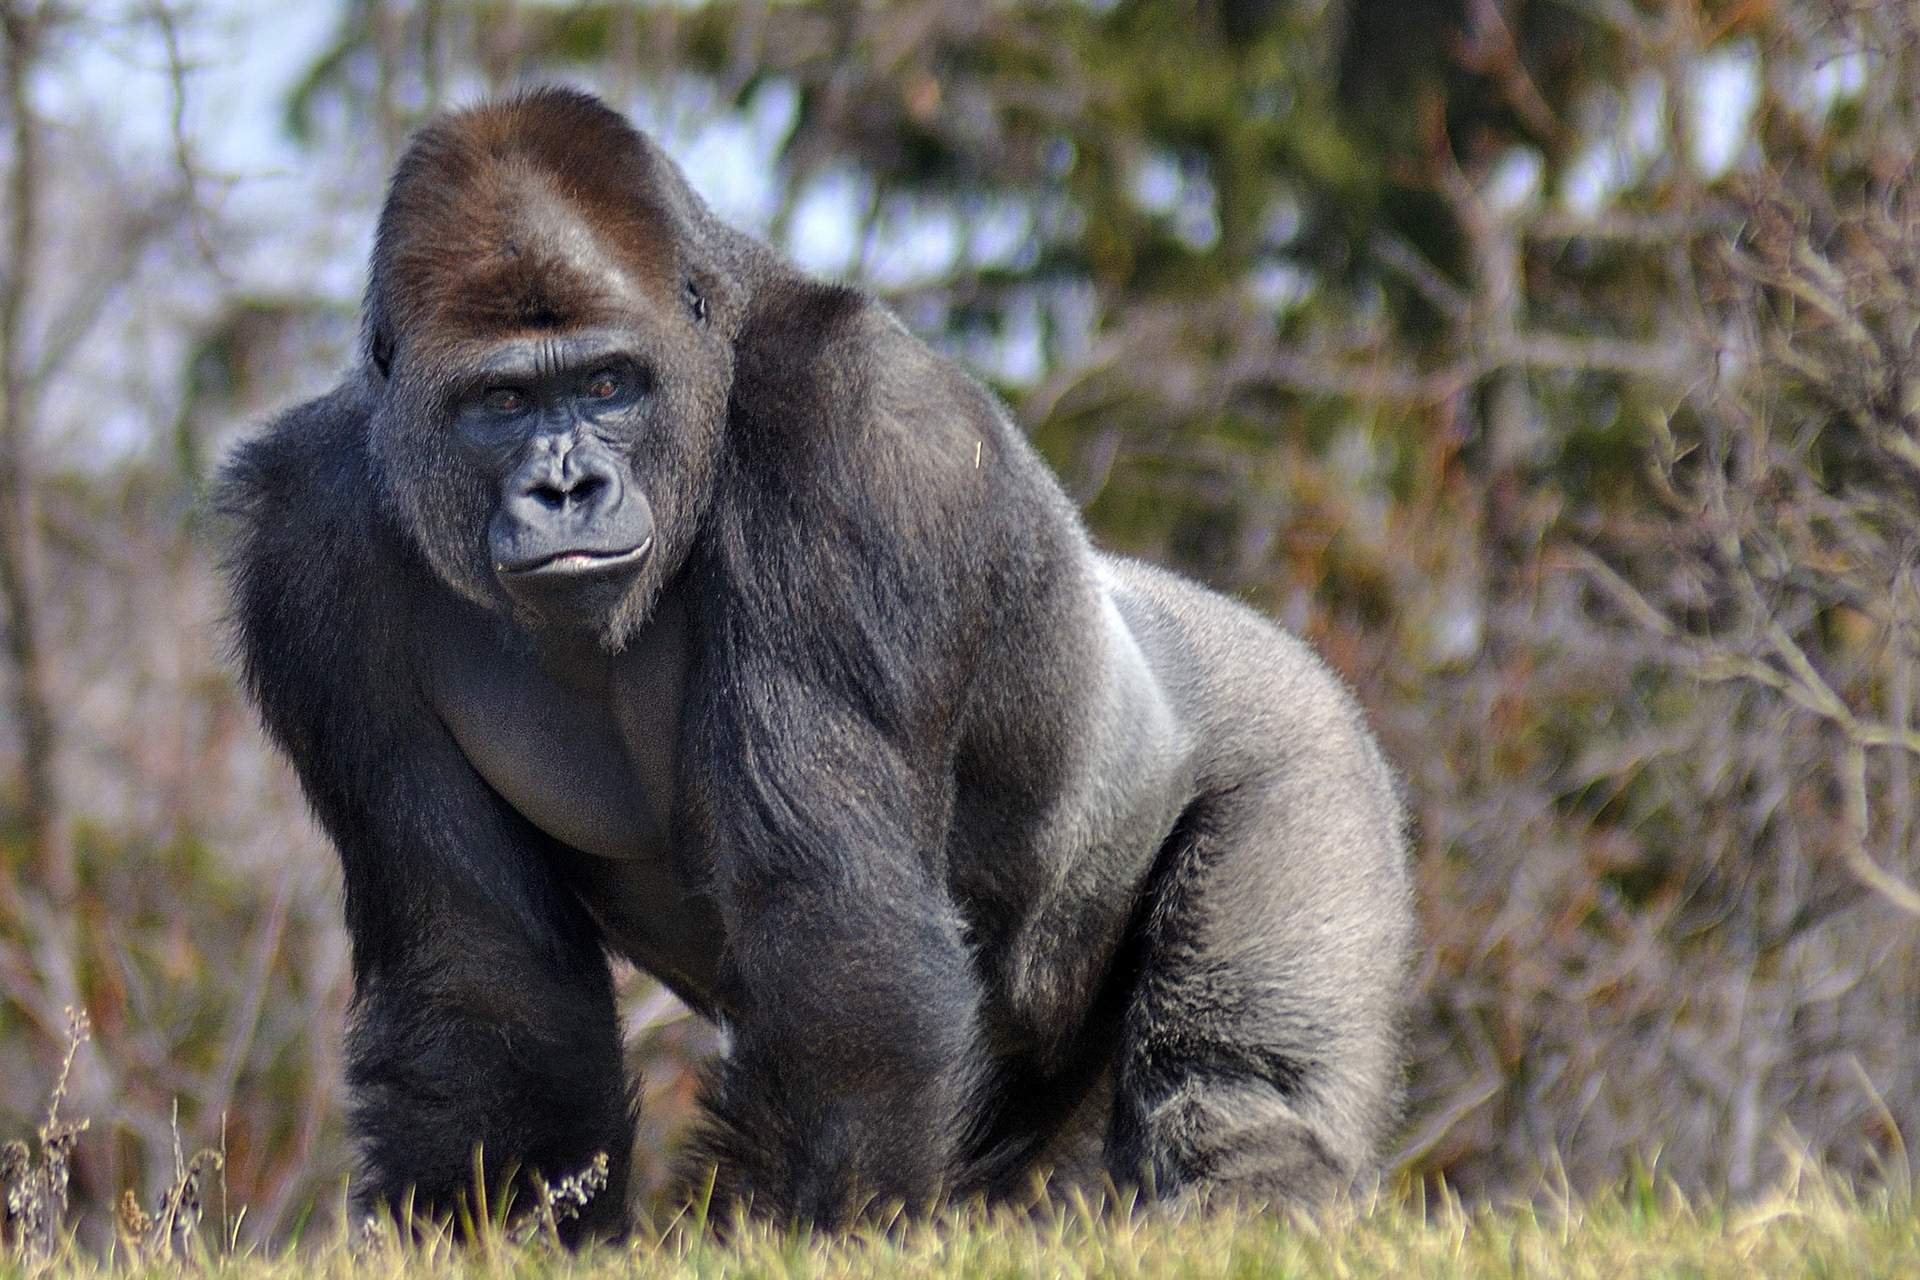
[492,443,654,579]
[513,450,620,517]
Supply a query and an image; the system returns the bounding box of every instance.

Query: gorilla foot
[1118,1078,1354,1213]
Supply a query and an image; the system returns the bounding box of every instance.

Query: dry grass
[3,1170,1918,1279]
[8,1022,1913,1278]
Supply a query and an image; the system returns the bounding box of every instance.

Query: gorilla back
[217,88,1413,1236]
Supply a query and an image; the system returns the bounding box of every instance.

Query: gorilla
[217,88,1413,1238]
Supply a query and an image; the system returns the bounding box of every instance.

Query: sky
[49,0,1790,282]
[22,0,1834,465]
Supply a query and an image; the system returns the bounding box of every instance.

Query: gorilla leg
[1106,764,1410,1209]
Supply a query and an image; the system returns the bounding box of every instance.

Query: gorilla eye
[685,279,708,325]
[483,387,528,415]
[586,371,621,400]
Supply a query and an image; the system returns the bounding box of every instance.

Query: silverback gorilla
[217,88,1413,1238]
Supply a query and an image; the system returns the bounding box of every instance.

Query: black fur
[217,88,1414,1236]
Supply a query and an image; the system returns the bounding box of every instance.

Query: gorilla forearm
[692,929,990,1221]
[346,946,630,1237]
[299,735,634,1237]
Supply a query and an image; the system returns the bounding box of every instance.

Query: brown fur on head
[359,88,769,647]
[365,88,704,370]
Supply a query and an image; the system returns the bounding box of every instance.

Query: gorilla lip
[497,538,652,578]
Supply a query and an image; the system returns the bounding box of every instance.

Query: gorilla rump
[217,88,1413,1237]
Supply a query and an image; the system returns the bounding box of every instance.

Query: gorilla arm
[688,679,994,1222]
[218,385,631,1239]
[679,285,1011,1222]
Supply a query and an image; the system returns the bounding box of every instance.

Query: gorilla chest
[427,599,688,863]
[425,595,724,1003]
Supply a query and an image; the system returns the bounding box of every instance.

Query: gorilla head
[361,91,740,646]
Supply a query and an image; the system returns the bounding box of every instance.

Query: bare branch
[0,0,72,904]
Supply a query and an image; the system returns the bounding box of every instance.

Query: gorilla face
[361,101,734,648]
[376,299,722,647]
[459,329,662,623]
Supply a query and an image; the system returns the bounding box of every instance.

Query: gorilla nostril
[528,481,569,511]
[569,473,608,507]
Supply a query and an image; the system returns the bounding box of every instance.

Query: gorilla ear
[684,278,708,327]
[370,324,394,380]
[362,272,396,380]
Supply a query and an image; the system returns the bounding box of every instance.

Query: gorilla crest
[217,87,1414,1240]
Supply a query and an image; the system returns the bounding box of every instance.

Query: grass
[3,1168,1918,1278]
[6,1013,1919,1274]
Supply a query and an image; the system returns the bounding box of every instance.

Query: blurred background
[0,0,1917,1244]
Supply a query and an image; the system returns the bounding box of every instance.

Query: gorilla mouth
[498,538,652,579]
